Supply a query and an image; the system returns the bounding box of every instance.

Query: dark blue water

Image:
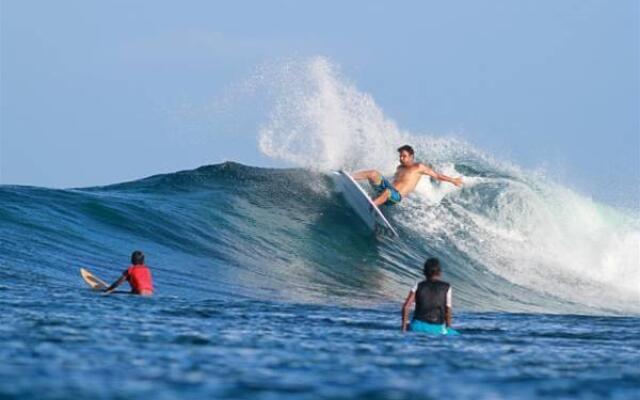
[1,162,638,399]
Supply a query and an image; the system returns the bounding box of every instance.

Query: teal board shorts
[410,320,460,336]
[373,177,402,205]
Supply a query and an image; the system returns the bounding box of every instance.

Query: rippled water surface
[2,284,638,400]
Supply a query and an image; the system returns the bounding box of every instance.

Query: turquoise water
[1,162,638,399]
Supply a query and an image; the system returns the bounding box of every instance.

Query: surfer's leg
[352,170,383,186]
[386,186,402,204]
[373,189,391,206]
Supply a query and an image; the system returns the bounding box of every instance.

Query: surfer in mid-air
[352,145,463,206]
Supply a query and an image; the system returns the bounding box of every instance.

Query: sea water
[1,162,638,399]
[2,58,638,399]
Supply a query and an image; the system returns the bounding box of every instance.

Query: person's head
[423,257,441,281]
[397,145,415,166]
[131,250,145,265]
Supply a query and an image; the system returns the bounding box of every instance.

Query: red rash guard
[126,264,153,295]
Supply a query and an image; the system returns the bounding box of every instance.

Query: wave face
[1,160,638,315]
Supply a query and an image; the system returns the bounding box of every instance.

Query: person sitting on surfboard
[401,257,459,335]
[104,250,154,296]
[352,145,463,206]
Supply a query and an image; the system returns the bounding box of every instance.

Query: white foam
[257,56,405,174]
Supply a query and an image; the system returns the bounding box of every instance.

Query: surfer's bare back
[352,145,463,206]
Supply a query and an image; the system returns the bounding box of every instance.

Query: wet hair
[131,250,145,265]
[397,145,414,156]
[423,257,441,280]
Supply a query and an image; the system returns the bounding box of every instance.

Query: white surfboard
[332,171,398,236]
[80,268,108,290]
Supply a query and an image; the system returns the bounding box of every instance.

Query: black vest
[413,280,450,324]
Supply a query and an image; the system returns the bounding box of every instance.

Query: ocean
[1,161,638,399]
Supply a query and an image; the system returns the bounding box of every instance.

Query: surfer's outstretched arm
[401,291,415,332]
[419,164,463,187]
[103,273,127,294]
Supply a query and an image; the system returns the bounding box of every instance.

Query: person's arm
[103,272,127,294]
[419,164,463,187]
[445,287,453,327]
[401,291,415,332]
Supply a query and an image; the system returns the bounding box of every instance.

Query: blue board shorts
[373,177,402,205]
[410,320,460,336]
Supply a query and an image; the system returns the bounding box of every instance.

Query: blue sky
[1,0,638,207]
